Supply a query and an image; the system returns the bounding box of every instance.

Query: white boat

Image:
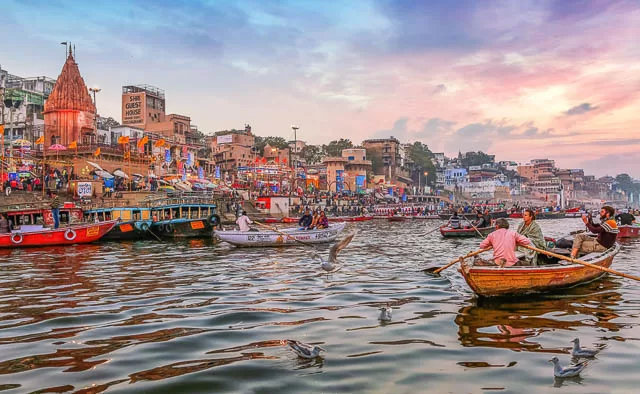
[215,223,346,247]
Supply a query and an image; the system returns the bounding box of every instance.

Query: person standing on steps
[51,192,61,229]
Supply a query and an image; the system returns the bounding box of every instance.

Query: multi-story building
[209,127,256,172]
[362,137,412,187]
[432,152,445,168]
[323,148,372,193]
[1,65,56,146]
[444,166,468,190]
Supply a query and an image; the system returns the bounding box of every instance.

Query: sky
[1,0,639,177]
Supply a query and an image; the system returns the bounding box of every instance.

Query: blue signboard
[198,166,204,179]
[165,149,171,163]
[215,166,221,179]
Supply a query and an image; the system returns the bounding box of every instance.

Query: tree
[323,138,353,157]
[615,173,637,194]
[460,151,494,168]
[300,145,323,165]
[254,136,289,155]
[97,116,120,129]
[407,142,437,186]
[367,149,384,175]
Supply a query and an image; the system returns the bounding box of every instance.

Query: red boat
[0,220,118,248]
[440,225,495,238]
[262,217,283,224]
[388,215,408,222]
[5,205,84,228]
[618,225,640,238]
[329,215,374,222]
[281,217,299,224]
[509,212,523,218]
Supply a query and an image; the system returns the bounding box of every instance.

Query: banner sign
[77,182,93,197]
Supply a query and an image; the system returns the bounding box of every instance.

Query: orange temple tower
[43,47,96,149]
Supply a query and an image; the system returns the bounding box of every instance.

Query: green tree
[300,145,323,165]
[367,149,383,175]
[460,151,494,167]
[323,138,353,157]
[615,173,636,194]
[407,142,437,186]
[254,136,290,155]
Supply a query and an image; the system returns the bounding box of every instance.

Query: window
[348,156,355,161]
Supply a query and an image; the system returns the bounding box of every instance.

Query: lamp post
[289,125,299,208]
[89,87,101,145]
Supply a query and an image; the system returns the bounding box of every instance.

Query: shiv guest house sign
[123,92,145,125]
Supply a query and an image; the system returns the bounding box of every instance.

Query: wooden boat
[281,217,298,224]
[5,205,83,228]
[440,225,495,237]
[0,220,118,248]
[215,222,345,247]
[83,207,153,241]
[439,210,508,220]
[458,244,621,297]
[150,203,220,238]
[618,224,640,238]
[330,215,374,222]
[262,217,283,224]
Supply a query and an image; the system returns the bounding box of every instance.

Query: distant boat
[618,224,640,238]
[440,225,495,238]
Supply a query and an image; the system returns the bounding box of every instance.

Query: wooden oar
[424,225,442,236]
[522,244,640,282]
[425,247,492,275]
[253,221,317,247]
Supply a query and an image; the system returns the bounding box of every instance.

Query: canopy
[48,144,67,151]
[86,161,103,171]
[96,170,114,179]
[12,139,31,147]
[113,169,129,179]
[132,173,145,178]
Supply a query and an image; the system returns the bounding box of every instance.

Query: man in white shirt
[236,211,253,231]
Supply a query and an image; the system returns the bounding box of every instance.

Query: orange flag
[35,135,45,145]
[137,135,149,148]
[124,151,130,159]
[68,141,77,149]
[93,147,101,156]
[118,136,130,144]
[154,138,165,147]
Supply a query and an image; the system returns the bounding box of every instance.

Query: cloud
[580,152,640,178]
[432,84,447,95]
[565,102,598,116]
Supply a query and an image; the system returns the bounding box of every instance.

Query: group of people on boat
[475,206,620,267]
[297,209,329,230]
[446,210,492,230]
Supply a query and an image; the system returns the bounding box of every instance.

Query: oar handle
[523,244,640,282]
[433,247,492,274]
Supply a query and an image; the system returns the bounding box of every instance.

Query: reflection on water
[0,219,638,393]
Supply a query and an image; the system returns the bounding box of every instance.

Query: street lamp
[289,125,299,207]
[89,87,101,145]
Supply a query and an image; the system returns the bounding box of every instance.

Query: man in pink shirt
[479,218,531,267]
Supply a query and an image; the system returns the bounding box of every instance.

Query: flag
[255,157,260,163]
[93,147,101,156]
[35,135,44,145]
[68,141,77,149]
[261,157,267,164]
[117,136,130,144]
[282,157,287,165]
[124,151,130,159]
[0,125,3,134]
[154,138,165,147]
[275,157,280,164]
[137,135,149,148]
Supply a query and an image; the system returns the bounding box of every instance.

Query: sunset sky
[2,0,639,176]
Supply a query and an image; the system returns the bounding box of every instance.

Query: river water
[0,218,638,393]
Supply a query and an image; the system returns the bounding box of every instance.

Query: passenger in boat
[516,209,546,265]
[447,212,461,229]
[298,209,313,230]
[317,211,329,229]
[571,206,619,259]
[615,210,636,225]
[309,211,320,230]
[472,212,489,228]
[0,213,11,233]
[236,211,254,232]
[478,218,531,268]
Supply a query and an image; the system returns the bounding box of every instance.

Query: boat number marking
[86,226,100,237]
[191,221,205,230]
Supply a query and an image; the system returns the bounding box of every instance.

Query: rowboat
[440,225,495,237]
[215,222,345,247]
[439,210,508,220]
[458,244,621,297]
[387,215,408,222]
[618,224,640,238]
[0,220,118,248]
[282,215,373,223]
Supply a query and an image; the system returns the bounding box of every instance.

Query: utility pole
[89,87,101,145]
[289,125,299,207]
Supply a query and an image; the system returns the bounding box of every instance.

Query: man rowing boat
[477,218,531,267]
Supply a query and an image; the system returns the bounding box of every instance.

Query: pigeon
[549,356,588,378]
[286,339,325,359]
[379,303,392,322]
[316,232,356,272]
[571,338,599,358]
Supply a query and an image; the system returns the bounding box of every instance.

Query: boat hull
[101,220,152,241]
[618,225,640,238]
[0,220,118,248]
[151,218,216,238]
[458,244,620,297]
[440,226,495,237]
[215,223,345,247]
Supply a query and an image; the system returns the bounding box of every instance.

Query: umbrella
[48,143,67,160]
[113,169,129,179]
[96,170,114,179]
[133,173,145,178]
[86,161,104,171]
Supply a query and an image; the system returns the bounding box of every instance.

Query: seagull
[286,339,325,359]
[549,356,588,378]
[315,232,356,272]
[571,338,600,358]
[379,303,392,321]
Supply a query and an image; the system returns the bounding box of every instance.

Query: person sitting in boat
[317,211,329,229]
[236,211,254,232]
[298,209,313,230]
[309,211,320,230]
[571,206,618,259]
[447,212,461,229]
[0,213,11,233]
[615,210,636,226]
[477,218,531,268]
[472,212,489,228]
[516,209,546,265]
